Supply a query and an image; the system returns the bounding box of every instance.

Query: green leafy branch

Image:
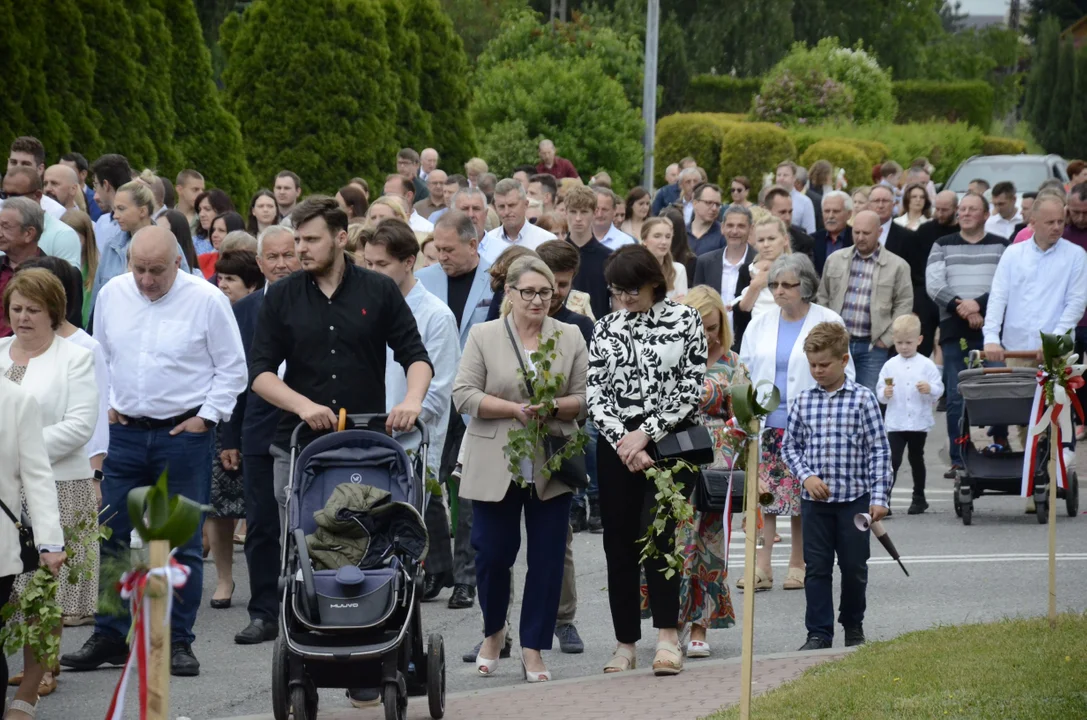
[637,459,697,579]
[504,330,589,488]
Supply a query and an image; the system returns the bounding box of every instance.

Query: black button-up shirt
[249,264,432,449]
[569,238,613,320]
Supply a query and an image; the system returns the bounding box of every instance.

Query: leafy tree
[126,0,183,175]
[159,0,255,204]
[681,0,794,77]
[438,0,528,61]
[918,26,1024,117]
[193,0,237,80]
[3,2,71,156]
[1043,37,1076,155]
[1066,46,1087,159]
[404,0,478,169]
[939,0,967,32]
[753,69,855,126]
[473,54,643,186]
[38,0,103,158]
[381,0,432,154]
[1025,0,1087,39]
[221,0,400,194]
[1025,16,1061,137]
[79,0,158,167]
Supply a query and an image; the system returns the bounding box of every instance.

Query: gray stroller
[272,413,445,720]
[955,367,1080,525]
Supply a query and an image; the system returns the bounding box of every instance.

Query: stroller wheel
[271,635,289,720]
[427,634,446,719]
[384,682,406,720]
[961,502,972,526]
[291,683,318,720]
[1037,495,1049,524]
[1067,472,1080,517]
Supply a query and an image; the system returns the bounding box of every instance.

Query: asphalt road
[13,428,1087,720]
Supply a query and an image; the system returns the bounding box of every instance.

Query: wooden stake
[147,539,171,720]
[739,419,761,720]
[1048,428,1058,629]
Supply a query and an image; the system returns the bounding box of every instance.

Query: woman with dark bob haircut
[587,244,707,678]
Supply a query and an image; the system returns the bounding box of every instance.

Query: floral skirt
[209,435,245,519]
[10,479,99,622]
[760,428,802,517]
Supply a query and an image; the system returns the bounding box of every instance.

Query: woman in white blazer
[739,254,855,593]
[1,268,98,705]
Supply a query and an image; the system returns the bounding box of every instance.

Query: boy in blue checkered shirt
[781,322,892,650]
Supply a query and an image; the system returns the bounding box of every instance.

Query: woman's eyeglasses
[608,286,640,299]
[513,287,554,302]
[731,187,745,194]
[767,281,801,291]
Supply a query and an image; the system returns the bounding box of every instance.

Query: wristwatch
[201,417,218,430]
[93,469,104,482]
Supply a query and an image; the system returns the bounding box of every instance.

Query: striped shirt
[924,232,1008,341]
[781,378,893,508]
[839,248,879,338]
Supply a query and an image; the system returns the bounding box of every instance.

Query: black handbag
[626,323,715,467]
[0,497,39,574]
[503,319,589,490]
[694,468,745,513]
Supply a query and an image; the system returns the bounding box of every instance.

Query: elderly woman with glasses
[453,255,588,683]
[738,253,854,592]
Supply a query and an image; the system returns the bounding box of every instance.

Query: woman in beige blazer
[452,256,588,683]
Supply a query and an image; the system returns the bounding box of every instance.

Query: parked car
[943,154,1069,199]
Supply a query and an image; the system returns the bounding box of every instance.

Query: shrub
[477,119,538,180]
[753,68,854,126]
[719,123,797,188]
[892,80,994,129]
[653,113,738,186]
[981,136,1027,156]
[683,75,761,114]
[847,139,893,166]
[799,140,871,193]
[221,0,401,194]
[473,55,643,188]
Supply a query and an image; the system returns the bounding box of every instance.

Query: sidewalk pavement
[215,647,851,720]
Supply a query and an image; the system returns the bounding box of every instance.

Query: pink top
[1012,226,1033,244]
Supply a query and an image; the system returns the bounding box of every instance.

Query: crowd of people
[3,130,1087,715]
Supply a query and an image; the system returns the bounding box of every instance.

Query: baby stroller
[955,367,1080,525]
[272,413,446,720]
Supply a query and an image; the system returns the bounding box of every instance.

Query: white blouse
[876,353,944,432]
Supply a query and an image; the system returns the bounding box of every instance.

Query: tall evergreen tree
[1043,36,1076,155]
[381,0,433,153]
[221,0,401,194]
[7,3,72,156]
[39,0,103,159]
[125,0,182,174]
[1066,46,1087,160]
[1025,16,1061,138]
[157,0,255,204]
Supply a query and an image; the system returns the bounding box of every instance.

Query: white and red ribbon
[104,553,191,720]
[1021,366,1086,497]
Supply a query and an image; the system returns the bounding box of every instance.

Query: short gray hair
[822,189,853,212]
[679,167,701,182]
[451,187,487,208]
[768,253,819,304]
[221,230,257,253]
[795,166,809,187]
[256,225,293,255]
[1,197,44,241]
[494,178,525,200]
[434,209,477,244]
[722,203,752,225]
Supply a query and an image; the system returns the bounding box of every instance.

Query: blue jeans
[573,421,600,508]
[942,338,1007,466]
[849,339,887,393]
[801,494,871,642]
[95,424,213,645]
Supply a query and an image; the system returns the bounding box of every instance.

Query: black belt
[124,407,201,430]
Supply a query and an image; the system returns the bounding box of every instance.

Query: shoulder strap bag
[0,497,39,574]
[503,319,588,490]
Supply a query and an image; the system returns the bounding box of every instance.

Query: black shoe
[461,635,512,663]
[944,465,961,479]
[936,395,947,412]
[844,625,866,647]
[422,571,453,602]
[347,687,381,707]
[885,507,893,517]
[554,623,584,654]
[570,504,588,533]
[447,583,475,609]
[234,618,278,645]
[907,497,929,515]
[588,498,603,534]
[59,633,129,670]
[170,642,200,677]
[210,581,235,609]
[798,635,832,651]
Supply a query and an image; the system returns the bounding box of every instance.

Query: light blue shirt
[93,212,123,255]
[983,237,1087,352]
[385,281,460,478]
[790,189,816,234]
[90,228,192,316]
[595,224,636,250]
[39,213,82,269]
[766,316,806,429]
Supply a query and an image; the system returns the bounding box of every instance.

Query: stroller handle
[978,350,1040,361]
[289,413,429,450]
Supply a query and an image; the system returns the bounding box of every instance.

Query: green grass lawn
[707,613,1087,720]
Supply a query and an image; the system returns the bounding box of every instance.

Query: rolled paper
[870,519,888,539]
[854,512,872,531]
[871,521,910,577]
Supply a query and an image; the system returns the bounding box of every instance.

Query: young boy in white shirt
[877,314,944,515]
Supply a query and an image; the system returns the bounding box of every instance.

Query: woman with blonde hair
[732,214,792,347]
[59,209,98,326]
[640,218,687,300]
[366,196,409,226]
[850,186,872,224]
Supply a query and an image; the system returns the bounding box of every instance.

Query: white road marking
[729,553,1087,567]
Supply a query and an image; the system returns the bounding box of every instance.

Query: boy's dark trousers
[888,431,927,498]
[801,493,871,643]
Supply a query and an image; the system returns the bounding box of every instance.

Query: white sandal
[6,699,37,718]
[603,646,636,673]
[686,640,711,658]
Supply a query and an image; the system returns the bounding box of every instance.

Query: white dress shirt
[66,328,110,459]
[92,270,248,423]
[479,221,557,264]
[984,212,1023,240]
[791,189,816,234]
[983,237,1087,352]
[876,353,944,432]
[41,193,66,220]
[721,251,746,330]
[596,224,636,251]
[409,210,434,233]
[878,219,891,246]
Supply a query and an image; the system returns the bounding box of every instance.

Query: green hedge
[981,136,1027,155]
[683,75,761,114]
[892,80,994,129]
[654,113,738,186]
[719,123,796,187]
[799,141,871,193]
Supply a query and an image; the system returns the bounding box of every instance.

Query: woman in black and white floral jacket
[587,244,707,678]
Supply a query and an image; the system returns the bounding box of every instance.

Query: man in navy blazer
[811,190,854,276]
[221,226,301,645]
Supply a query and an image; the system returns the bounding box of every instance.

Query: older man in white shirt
[479,178,557,264]
[591,187,635,249]
[61,226,246,679]
[983,181,1022,240]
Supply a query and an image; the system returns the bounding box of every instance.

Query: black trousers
[243,452,281,622]
[888,431,927,497]
[597,435,691,644]
[0,574,14,692]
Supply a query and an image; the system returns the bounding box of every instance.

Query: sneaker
[451,463,462,481]
[907,497,928,515]
[347,687,380,707]
[798,635,832,651]
[59,633,129,671]
[943,465,962,480]
[462,635,512,663]
[170,642,200,677]
[554,623,584,654]
[588,497,603,534]
[570,504,588,533]
[844,625,866,647]
[447,583,476,609]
